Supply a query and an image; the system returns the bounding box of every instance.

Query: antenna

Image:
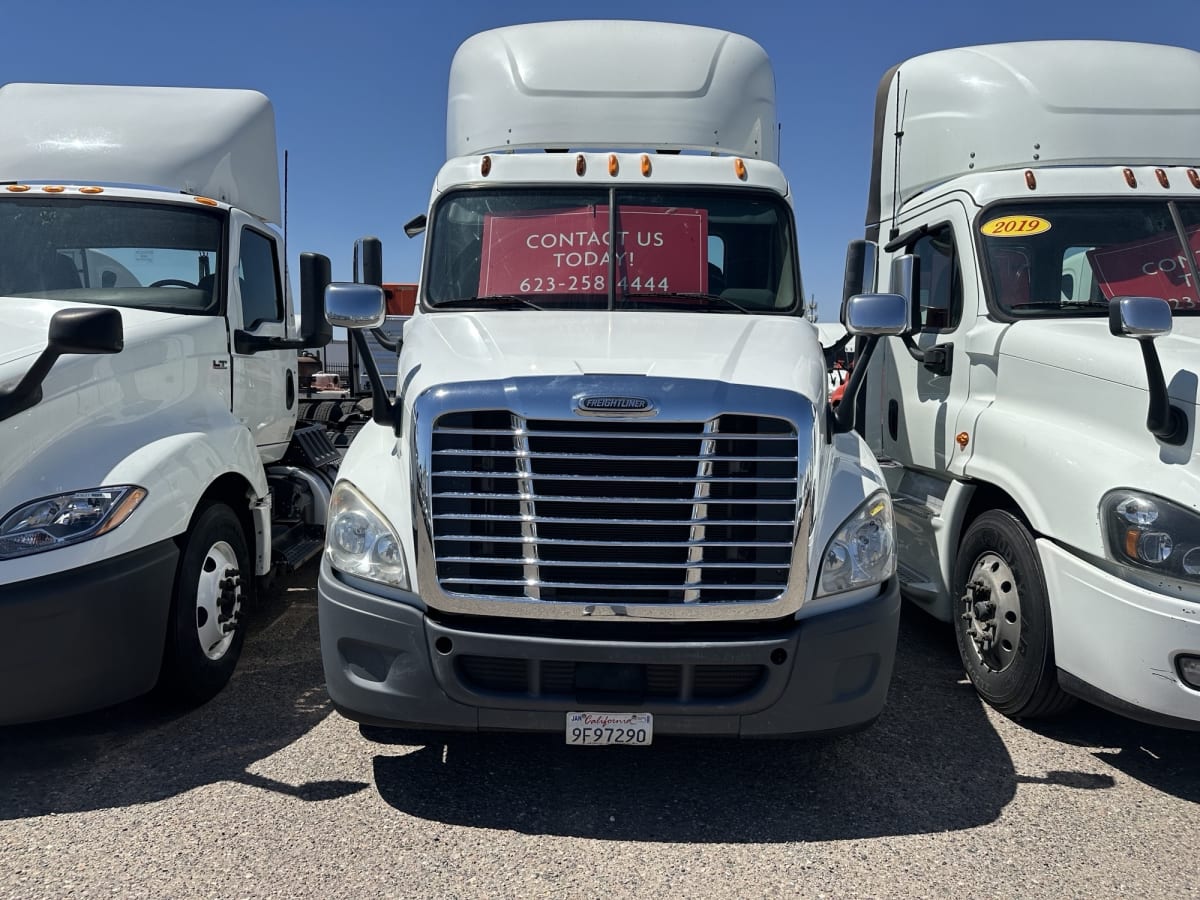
[890,78,907,241]
[283,149,289,290]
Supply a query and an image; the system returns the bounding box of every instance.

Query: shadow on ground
[0,562,364,820]
[1024,705,1200,804]
[366,606,1116,842]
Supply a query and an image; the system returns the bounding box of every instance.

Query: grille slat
[437,535,793,548]
[437,557,790,570]
[431,411,799,604]
[432,492,796,505]
[433,450,799,462]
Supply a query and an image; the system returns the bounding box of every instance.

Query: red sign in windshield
[478,206,708,296]
[1088,226,1200,310]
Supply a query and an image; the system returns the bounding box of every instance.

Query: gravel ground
[2,563,1197,899]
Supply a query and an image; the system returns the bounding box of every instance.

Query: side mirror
[842,240,878,307]
[355,236,384,287]
[845,293,909,337]
[830,294,909,434]
[298,252,333,347]
[0,307,123,423]
[404,215,427,239]
[889,253,918,330]
[1109,296,1186,445]
[326,282,386,330]
[48,306,124,355]
[1109,295,1171,339]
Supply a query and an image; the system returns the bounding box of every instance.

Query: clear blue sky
[6,0,1199,320]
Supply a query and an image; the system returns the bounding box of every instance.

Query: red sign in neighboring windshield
[1088,226,1200,310]
[478,206,708,296]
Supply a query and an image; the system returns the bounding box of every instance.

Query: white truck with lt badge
[847,41,1200,728]
[315,22,910,743]
[0,84,336,724]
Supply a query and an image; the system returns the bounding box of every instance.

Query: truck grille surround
[413,377,815,621]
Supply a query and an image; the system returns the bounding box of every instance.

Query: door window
[910,225,963,332]
[238,228,282,328]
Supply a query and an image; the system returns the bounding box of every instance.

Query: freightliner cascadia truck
[846,42,1200,728]
[0,84,337,724]
[315,21,911,743]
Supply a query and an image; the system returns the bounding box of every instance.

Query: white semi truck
[847,41,1200,728]
[315,21,910,743]
[0,84,338,725]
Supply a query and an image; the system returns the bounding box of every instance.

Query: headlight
[816,490,895,598]
[0,485,147,560]
[1102,489,1200,584]
[326,480,408,587]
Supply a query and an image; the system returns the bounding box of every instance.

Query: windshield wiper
[622,291,751,313]
[433,295,545,311]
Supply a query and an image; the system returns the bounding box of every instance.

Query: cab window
[239,228,283,328]
[910,224,962,332]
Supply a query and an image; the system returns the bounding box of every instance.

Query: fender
[2,423,267,586]
[1,315,269,586]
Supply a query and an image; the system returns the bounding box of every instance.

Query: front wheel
[159,503,252,704]
[953,509,1074,720]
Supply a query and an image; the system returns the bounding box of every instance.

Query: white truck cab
[0,83,335,724]
[849,41,1200,728]
[312,21,909,743]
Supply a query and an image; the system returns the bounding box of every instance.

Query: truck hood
[1000,317,1200,404]
[399,310,827,401]
[0,297,186,378]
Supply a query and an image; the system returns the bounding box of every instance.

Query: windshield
[424,187,800,313]
[0,197,224,315]
[979,200,1200,317]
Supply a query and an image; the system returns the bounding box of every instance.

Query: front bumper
[0,539,178,726]
[1040,539,1200,729]
[318,559,900,738]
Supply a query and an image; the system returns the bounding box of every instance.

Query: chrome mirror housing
[325,282,386,330]
[1109,296,1172,339]
[845,292,909,337]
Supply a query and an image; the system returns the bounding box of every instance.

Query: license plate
[565,711,653,746]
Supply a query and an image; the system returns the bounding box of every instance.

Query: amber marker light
[1156,168,1170,188]
[576,154,586,176]
[193,196,218,207]
[6,185,30,192]
[42,185,65,193]
[1189,169,1200,190]
[640,154,651,176]
[608,154,619,176]
[480,155,492,177]
[1124,168,1137,188]
[734,158,748,180]
[1125,529,1141,559]
[1024,170,1037,190]
[956,432,970,449]
[79,186,104,194]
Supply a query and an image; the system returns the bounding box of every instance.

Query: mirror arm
[350,329,394,427]
[822,333,852,368]
[899,333,953,376]
[832,336,881,434]
[1138,339,1188,445]
[370,327,399,353]
[0,347,61,423]
[899,333,925,362]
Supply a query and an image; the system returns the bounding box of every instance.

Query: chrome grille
[430,413,799,604]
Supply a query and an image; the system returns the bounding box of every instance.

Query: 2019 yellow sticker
[980,215,1051,237]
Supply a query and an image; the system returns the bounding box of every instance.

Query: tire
[159,503,253,704]
[953,509,1075,720]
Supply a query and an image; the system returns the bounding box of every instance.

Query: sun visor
[0,83,281,224]
[446,21,777,162]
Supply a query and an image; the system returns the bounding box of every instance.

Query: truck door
[878,203,975,475]
[228,211,295,460]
